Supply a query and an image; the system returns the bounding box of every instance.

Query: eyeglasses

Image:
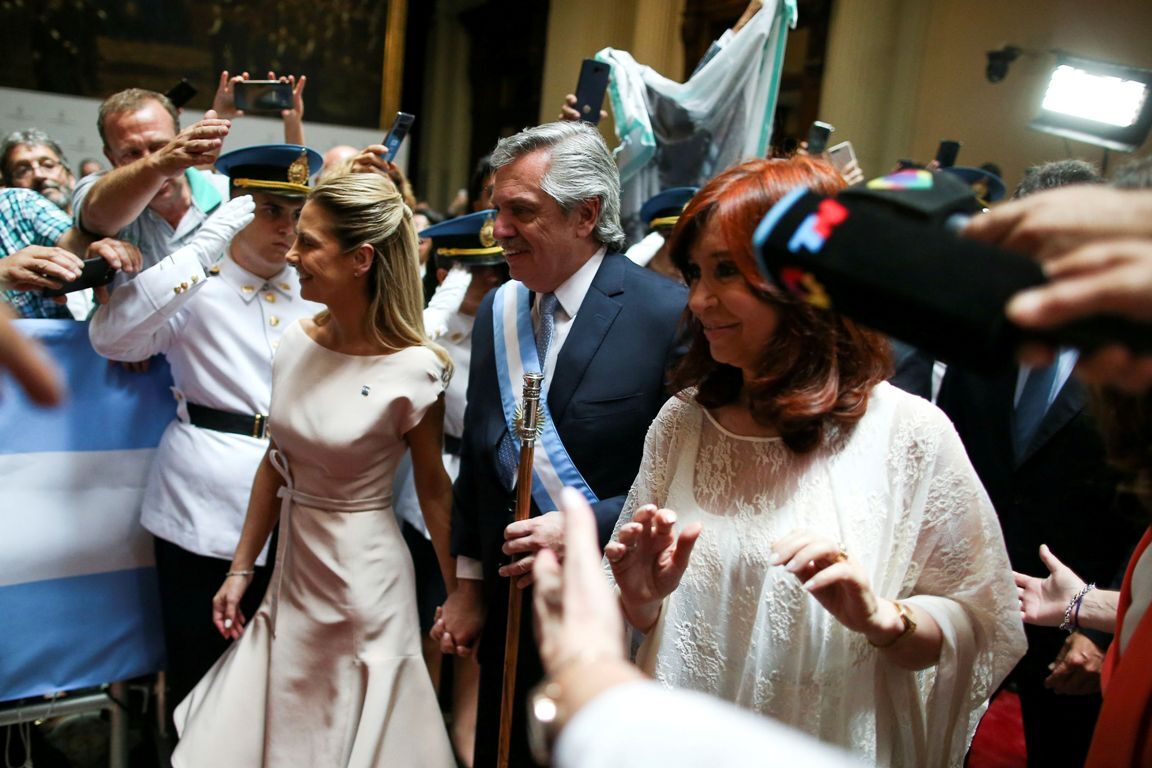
[9,157,62,180]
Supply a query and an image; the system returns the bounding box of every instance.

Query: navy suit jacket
[937,366,1140,662]
[452,251,686,654]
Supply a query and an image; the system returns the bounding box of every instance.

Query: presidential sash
[492,281,599,511]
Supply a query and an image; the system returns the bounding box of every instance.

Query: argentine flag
[0,320,168,701]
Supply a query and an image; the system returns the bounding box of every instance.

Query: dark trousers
[153,536,273,722]
[473,583,543,768]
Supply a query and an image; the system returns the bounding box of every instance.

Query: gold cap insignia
[287,151,310,186]
[479,214,496,248]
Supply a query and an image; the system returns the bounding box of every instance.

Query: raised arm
[89,196,254,361]
[80,111,231,236]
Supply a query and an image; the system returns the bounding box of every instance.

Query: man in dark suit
[433,121,687,766]
[937,359,1140,766]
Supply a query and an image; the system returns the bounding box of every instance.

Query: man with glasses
[1,129,76,214]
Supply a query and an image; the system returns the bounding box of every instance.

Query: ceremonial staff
[498,371,544,768]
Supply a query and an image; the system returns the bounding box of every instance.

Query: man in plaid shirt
[0,188,139,318]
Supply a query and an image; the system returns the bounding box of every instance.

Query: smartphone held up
[806,121,835,155]
[381,112,416,160]
[233,80,294,114]
[573,59,610,125]
[165,79,198,109]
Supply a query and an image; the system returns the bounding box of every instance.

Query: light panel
[1030,55,1152,152]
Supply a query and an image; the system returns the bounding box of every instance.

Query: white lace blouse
[609,382,1026,767]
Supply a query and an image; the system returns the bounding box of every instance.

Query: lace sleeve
[886,405,1027,765]
[604,394,690,577]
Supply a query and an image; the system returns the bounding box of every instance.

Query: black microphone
[753,171,1152,373]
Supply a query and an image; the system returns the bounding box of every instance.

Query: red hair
[668,156,891,453]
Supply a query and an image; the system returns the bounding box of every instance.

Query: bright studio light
[1030,55,1152,152]
[1041,65,1147,127]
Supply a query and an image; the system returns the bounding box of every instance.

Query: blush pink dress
[173,321,454,767]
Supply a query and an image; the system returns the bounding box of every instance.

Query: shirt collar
[550,246,606,319]
[214,257,298,303]
[185,168,224,214]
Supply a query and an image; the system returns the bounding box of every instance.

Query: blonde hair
[307,173,453,375]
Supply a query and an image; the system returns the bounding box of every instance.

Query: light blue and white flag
[0,320,170,702]
[597,0,797,241]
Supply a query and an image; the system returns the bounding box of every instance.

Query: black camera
[986,46,1021,84]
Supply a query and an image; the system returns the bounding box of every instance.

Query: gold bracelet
[225,569,255,578]
[868,601,918,648]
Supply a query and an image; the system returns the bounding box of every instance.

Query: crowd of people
[3,23,1152,768]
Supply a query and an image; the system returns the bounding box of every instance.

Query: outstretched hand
[1014,544,1086,627]
[604,504,701,633]
[152,110,230,176]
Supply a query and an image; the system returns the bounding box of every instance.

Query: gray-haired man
[1,128,75,214]
[435,121,687,765]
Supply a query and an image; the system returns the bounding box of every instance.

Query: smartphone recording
[233,81,294,114]
[573,59,610,125]
[807,121,835,155]
[382,112,416,159]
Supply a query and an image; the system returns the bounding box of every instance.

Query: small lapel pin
[361,385,371,397]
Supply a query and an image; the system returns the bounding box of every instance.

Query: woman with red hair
[606,157,1025,766]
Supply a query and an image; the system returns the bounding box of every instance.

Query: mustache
[34,179,72,195]
[34,180,72,211]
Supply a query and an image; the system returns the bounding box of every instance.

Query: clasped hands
[430,510,568,656]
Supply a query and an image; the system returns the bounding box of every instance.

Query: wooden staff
[498,371,544,768]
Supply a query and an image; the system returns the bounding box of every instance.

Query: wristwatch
[869,600,917,648]
[527,680,564,765]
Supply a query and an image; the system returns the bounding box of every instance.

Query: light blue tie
[1013,364,1057,459]
[496,293,558,491]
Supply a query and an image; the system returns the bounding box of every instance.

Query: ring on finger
[832,543,848,563]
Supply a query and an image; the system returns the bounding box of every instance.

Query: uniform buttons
[242,284,255,294]
[191,274,200,284]
[173,285,183,294]
[208,265,221,275]
[264,292,277,303]
[269,315,280,327]
[278,282,290,291]
[180,282,189,290]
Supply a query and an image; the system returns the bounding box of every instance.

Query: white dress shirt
[456,247,607,579]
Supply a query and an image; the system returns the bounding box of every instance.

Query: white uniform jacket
[90,249,322,561]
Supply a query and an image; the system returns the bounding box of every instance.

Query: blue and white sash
[492,281,599,511]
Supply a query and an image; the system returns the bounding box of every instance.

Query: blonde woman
[173,173,456,767]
